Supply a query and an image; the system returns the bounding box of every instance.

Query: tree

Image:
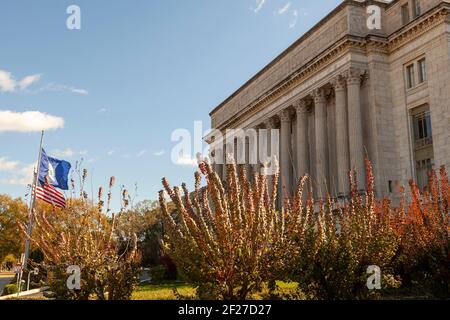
[0,194,27,263]
[19,175,142,300]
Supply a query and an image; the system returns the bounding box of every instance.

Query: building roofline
[209,0,392,117]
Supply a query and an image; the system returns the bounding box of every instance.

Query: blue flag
[38,149,72,190]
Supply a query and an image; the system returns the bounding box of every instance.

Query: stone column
[294,100,310,181]
[332,75,350,197]
[245,136,252,181]
[346,68,366,191]
[252,126,260,177]
[222,140,228,181]
[263,118,276,193]
[313,88,328,199]
[279,109,292,198]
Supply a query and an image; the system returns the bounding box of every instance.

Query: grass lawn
[132,282,196,300]
[131,281,300,300]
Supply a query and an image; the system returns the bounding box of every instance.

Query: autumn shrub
[2,284,22,296]
[159,157,449,300]
[392,167,450,296]
[19,175,141,300]
[288,160,400,299]
[159,159,300,300]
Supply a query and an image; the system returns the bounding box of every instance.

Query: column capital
[278,109,291,123]
[294,99,310,115]
[264,117,277,129]
[345,67,366,85]
[312,88,326,104]
[331,75,347,92]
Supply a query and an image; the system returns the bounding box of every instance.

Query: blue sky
[0,0,342,208]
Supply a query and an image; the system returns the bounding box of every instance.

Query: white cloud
[253,0,266,13]
[0,69,86,95]
[175,156,198,167]
[97,108,107,114]
[70,87,89,95]
[0,70,41,93]
[35,83,88,95]
[19,74,42,90]
[52,148,75,158]
[289,9,299,29]
[153,150,165,157]
[79,150,88,156]
[137,149,147,157]
[0,70,15,92]
[275,2,291,15]
[107,150,115,156]
[0,157,19,171]
[0,110,64,133]
[2,163,35,186]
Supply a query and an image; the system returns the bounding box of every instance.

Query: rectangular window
[402,3,410,25]
[418,58,427,83]
[412,0,421,18]
[406,64,415,89]
[411,106,434,192]
[388,180,394,193]
[412,111,433,148]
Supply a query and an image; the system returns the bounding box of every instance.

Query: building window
[412,0,421,18]
[411,107,434,191]
[418,58,427,83]
[406,64,415,89]
[402,3,410,25]
[412,110,433,148]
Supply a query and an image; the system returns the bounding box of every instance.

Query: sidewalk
[0,287,48,300]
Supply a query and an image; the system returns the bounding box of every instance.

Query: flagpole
[23,130,44,271]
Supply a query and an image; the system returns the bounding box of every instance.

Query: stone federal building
[208,0,450,200]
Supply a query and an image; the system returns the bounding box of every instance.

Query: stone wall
[388,19,450,187]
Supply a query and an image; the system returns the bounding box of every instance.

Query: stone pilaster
[313,88,328,199]
[294,100,310,181]
[346,68,366,191]
[332,75,350,197]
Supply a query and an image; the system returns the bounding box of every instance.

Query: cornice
[214,36,367,130]
[212,2,450,130]
[388,3,450,53]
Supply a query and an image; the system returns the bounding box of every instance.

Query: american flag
[33,183,66,209]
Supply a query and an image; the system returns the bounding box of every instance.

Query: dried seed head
[98,187,104,200]
[109,176,116,188]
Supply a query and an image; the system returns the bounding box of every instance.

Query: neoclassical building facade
[208,0,450,200]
